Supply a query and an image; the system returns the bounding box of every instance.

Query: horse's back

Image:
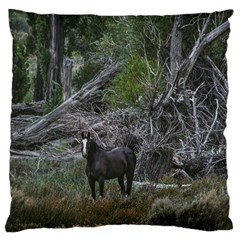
[110,147,136,170]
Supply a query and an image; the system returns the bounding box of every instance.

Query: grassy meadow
[6,157,232,231]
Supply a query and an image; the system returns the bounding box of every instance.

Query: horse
[80,132,136,200]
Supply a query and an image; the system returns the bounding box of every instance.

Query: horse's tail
[125,134,139,153]
[124,148,137,170]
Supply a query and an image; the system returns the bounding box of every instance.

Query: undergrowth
[6,158,232,231]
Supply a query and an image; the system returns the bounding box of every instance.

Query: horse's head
[81,131,91,158]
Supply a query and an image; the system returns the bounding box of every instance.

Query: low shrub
[149,197,178,226]
[178,189,232,230]
[149,188,232,231]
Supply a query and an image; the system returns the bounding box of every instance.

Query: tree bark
[33,59,44,101]
[159,19,230,107]
[169,15,183,85]
[46,14,64,101]
[11,63,120,147]
[12,102,44,117]
[62,57,73,101]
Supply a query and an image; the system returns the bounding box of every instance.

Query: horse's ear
[81,132,85,139]
[87,132,90,139]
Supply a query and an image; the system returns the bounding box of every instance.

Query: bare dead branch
[161,19,230,106]
[202,99,219,147]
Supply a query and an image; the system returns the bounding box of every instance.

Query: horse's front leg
[88,177,96,200]
[98,176,105,198]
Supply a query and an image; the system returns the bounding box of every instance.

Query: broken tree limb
[11,101,44,117]
[132,181,191,189]
[202,98,219,147]
[160,19,230,107]
[11,63,120,147]
[10,149,40,158]
[205,55,228,98]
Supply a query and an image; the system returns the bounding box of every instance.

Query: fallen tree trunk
[10,149,40,158]
[132,181,191,189]
[11,101,44,117]
[10,153,82,162]
[11,63,120,147]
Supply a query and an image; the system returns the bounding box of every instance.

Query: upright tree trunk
[46,14,64,102]
[33,59,44,101]
[62,57,73,101]
[156,18,230,108]
[169,15,183,85]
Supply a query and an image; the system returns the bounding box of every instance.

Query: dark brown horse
[81,132,136,200]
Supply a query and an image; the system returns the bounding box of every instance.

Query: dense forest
[7,10,233,231]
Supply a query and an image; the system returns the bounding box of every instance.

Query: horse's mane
[90,139,113,152]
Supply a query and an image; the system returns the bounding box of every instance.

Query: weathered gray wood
[132,181,191,189]
[169,15,183,85]
[46,14,64,101]
[10,150,40,157]
[160,19,230,106]
[205,55,227,85]
[147,17,230,180]
[11,63,120,147]
[12,102,44,117]
[62,57,73,101]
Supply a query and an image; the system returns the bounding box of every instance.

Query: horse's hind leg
[118,174,126,197]
[99,177,105,198]
[126,172,134,196]
[88,177,96,200]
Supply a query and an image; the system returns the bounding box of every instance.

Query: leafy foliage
[31,14,51,100]
[94,16,172,62]
[103,54,165,110]
[43,80,63,114]
[12,41,30,103]
[72,59,102,90]
[9,10,31,103]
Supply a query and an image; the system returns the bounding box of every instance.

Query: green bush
[43,80,63,114]
[103,54,165,110]
[150,197,178,226]
[178,189,232,230]
[149,188,232,231]
[72,60,102,91]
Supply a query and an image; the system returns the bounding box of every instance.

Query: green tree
[9,10,30,103]
[27,13,50,101]
[100,16,170,111]
[64,15,110,90]
[12,41,30,103]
